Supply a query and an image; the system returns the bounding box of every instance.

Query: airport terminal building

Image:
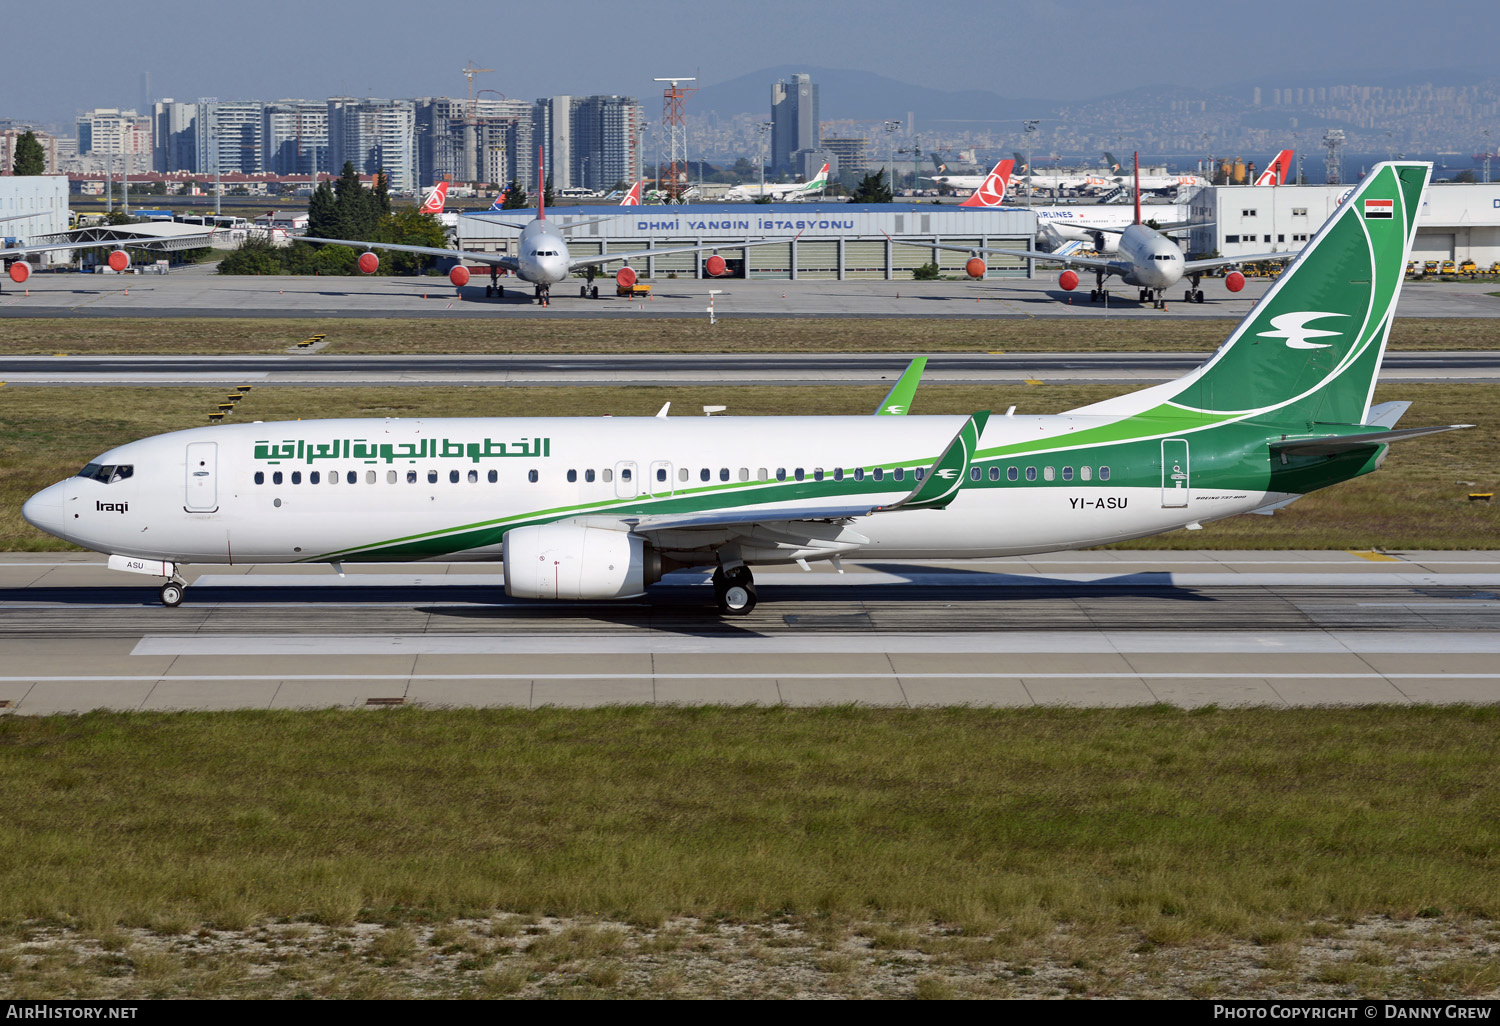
[456,203,1037,280]
[1189,181,1500,266]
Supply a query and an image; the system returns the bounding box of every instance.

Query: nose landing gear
[159,579,185,607]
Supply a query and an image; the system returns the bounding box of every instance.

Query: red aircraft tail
[959,159,1015,208]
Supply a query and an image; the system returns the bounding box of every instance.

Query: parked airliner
[23,162,1463,616]
[301,147,789,303]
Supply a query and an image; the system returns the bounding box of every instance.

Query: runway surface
[6,351,1499,386]
[3,264,1498,319]
[3,550,1497,713]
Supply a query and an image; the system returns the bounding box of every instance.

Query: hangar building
[456,202,1037,280]
[0,175,70,260]
[1188,182,1500,266]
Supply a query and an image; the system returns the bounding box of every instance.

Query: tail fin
[804,163,830,190]
[1255,149,1295,186]
[419,181,449,215]
[959,159,1014,208]
[1075,162,1431,428]
[1103,151,1119,172]
[619,181,643,206]
[489,188,507,212]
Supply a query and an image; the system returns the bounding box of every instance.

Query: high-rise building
[533,96,574,190]
[771,74,818,174]
[327,98,416,192]
[416,96,534,189]
[822,137,868,175]
[570,95,643,191]
[77,108,153,175]
[264,101,328,176]
[195,100,266,176]
[151,100,197,173]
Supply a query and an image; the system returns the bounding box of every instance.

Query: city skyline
[1,1,1494,128]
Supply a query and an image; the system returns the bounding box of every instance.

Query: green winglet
[877,410,990,512]
[874,357,927,415]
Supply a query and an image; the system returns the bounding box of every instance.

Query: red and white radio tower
[654,76,696,202]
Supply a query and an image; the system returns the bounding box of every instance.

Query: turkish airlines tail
[619,181,643,206]
[1255,149,1295,186]
[959,159,1014,208]
[419,181,449,215]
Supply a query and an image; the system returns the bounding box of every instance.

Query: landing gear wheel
[485,285,493,297]
[1089,289,1099,302]
[1194,290,1205,304]
[713,566,757,616]
[160,581,184,608]
[590,286,599,299]
[580,285,588,297]
[1184,289,1194,303]
[497,285,504,298]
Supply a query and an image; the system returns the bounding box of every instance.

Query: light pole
[1022,120,1040,209]
[213,126,222,218]
[757,121,772,198]
[883,120,901,196]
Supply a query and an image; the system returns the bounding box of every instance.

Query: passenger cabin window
[407,470,417,484]
[488,470,498,483]
[1062,467,1074,481]
[273,471,283,485]
[1099,467,1111,481]
[1025,467,1037,482]
[386,471,396,484]
[1080,466,1092,481]
[449,470,460,484]
[292,471,302,485]
[310,471,321,484]
[1008,467,1019,482]
[988,467,999,481]
[720,468,730,482]
[428,470,438,484]
[528,470,539,483]
[585,469,596,483]
[700,468,710,482]
[367,471,377,484]
[254,471,264,485]
[657,468,668,483]
[679,468,689,483]
[568,470,578,483]
[1044,467,1055,481]
[346,471,357,485]
[467,470,478,483]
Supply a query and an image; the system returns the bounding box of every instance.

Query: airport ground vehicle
[1441,260,1456,275]
[617,281,652,298]
[1459,259,1477,276]
[1424,260,1440,274]
[1406,261,1418,276]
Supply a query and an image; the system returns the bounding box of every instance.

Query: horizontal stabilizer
[1271,424,1472,456]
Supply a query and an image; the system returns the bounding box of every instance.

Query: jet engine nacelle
[107,249,131,272]
[502,523,662,601]
[7,260,31,284]
[615,266,637,289]
[448,264,470,288]
[357,251,380,275]
[965,257,986,279]
[1225,270,1246,293]
[1059,269,1080,291]
[704,254,727,277]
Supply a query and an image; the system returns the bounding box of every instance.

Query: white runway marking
[11,673,1500,684]
[131,631,1500,657]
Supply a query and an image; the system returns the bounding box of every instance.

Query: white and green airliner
[22,162,1468,615]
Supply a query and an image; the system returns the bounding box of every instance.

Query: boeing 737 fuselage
[23,162,1467,616]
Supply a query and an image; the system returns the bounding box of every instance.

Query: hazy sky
[4,0,1491,125]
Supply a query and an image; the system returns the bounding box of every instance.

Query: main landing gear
[712,565,757,616]
[1182,273,1205,304]
[486,268,504,299]
[1088,269,1109,304]
[579,284,599,299]
[1089,288,1110,302]
[159,578,186,608]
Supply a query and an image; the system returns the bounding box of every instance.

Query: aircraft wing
[619,410,990,543]
[899,235,1119,273]
[0,235,212,260]
[566,236,792,272]
[298,236,521,273]
[1182,251,1287,274]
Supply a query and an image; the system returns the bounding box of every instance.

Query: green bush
[912,262,940,281]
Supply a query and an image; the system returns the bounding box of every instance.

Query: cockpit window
[77,463,133,484]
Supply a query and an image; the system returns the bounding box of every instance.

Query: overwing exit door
[1161,438,1189,508]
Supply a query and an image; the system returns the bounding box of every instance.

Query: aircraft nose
[22,482,66,537]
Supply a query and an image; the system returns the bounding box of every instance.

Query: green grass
[3,382,1495,551]
[1,705,1497,934]
[1,315,1499,355]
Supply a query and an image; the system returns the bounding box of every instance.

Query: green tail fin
[1172,162,1429,425]
[1073,162,1430,429]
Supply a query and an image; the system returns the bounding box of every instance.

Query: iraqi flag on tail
[1364,198,1394,219]
[959,159,1015,208]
